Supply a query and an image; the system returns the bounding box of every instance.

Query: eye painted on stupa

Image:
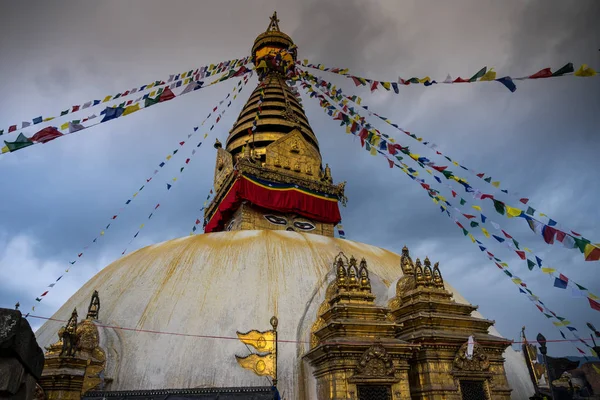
[293,221,315,231]
[264,215,288,225]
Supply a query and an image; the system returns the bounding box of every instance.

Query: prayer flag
[495,76,517,92]
[30,127,62,144]
[4,133,33,151]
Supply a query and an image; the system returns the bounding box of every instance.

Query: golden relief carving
[453,341,491,372]
[354,343,395,379]
[400,245,414,275]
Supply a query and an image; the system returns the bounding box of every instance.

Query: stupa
[34,12,536,400]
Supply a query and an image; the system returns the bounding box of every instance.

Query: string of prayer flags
[0,56,251,137]
[30,76,250,311]
[300,60,596,93]
[300,70,599,263]
[300,72,600,313]
[2,66,253,158]
[303,79,593,355]
[190,189,215,235]
[120,76,248,256]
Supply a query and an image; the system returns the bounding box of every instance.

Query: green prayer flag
[493,199,506,215]
[462,228,468,236]
[484,176,492,183]
[504,270,512,277]
[145,96,159,108]
[574,237,590,253]
[526,207,535,216]
[365,142,371,151]
[552,62,574,76]
[395,155,403,161]
[441,170,454,179]
[469,67,487,82]
[4,133,33,152]
[180,167,184,172]
[512,239,520,249]
[470,221,479,228]
[557,316,565,321]
[61,110,69,116]
[544,313,553,319]
[527,259,536,270]
[576,283,588,291]
[460,198,466,205]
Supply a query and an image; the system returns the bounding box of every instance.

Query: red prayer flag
[585,245,600,262]
[78,253,83,257]
[387,159,394,168]
[127,100,133,105]
[112,215,117,219]
[30,127,63,144]
[559,273,569,284]
[159,87,176,102]
[577,348,586,355]
[589,297,600,312]
[502,230,513,239]
[481,194,494,200]
[72,105,80,112]
[185,158,190,164]
[155,204,160,209]
[453,77,469,83]
[179,141,185,146]
[432,165,448,172]
[516,250,526,260]
[542,226,557,244]
[451,190,457,198]
[519,198,529,204]
[463,214,476,219]
[351,76,363,86]
[571,231,581,236]
[536,305,543,312]
[8,125,17,132]
[529,68,552,79]
[195,219,201,225]
[476,173,485,178]
[213,106,218,112]
[456,222,464,229]
[370,81,379,92]
[41,291,49,297]
[495,262,503,269]
[421,183,430,190]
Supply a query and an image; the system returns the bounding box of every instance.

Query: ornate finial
[87,290,100,320]
[335,253,348,290]
[60,308,79,357]
[401,246,414,275]
[15,302,19,310]
[348,256,359,290]
[423,257,433,286]
[267,11,281,32]
[270,316,278,329]
[432,262,444,288]
[243,141,252,159]
[214,138,222,149]
[414,258,425,287]
[323,164,333,183]
[359,258,371,292]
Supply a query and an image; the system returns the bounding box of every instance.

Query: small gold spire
[267,11,281,32]
[348,256,359,290]
[214,138,222,149]
[401,246,414,275]
[335,253,347,290]
[359,258,371,292]
[87,290,100,320]
[432,262,444,288]
[414,258,425,287]
[423,257,433,286]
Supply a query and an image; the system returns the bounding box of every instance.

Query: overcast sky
[0,0,598,357]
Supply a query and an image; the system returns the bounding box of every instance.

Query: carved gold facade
[305,248,513,400]
[40,291,109,400]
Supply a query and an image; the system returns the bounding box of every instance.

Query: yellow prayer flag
[426,169,432,175]
[592,350,599,359]
[1,145,9,154]
[319,65,325,70]
[102,95,112,103]
[541,268,556,274]
[233,94,237,99]
[181,72,188,78]
[132,192,138,198]
[452,161,459,166]
[491,181,500,187]
[149,91,157,97]
[539,213,547,217]
[204,133,208,138]
[505,205,522,218]
[381,82,391,90]
[524,247,532,253]
[479,68,497,81]
[166,155,172,160]
[139,224,145,229]
[574,64,597,77]
[369,146,377,156]
[356,97,362,105]
[122,103,140,116]
[417,137,423,142]
[100,231,105,236]
[482,228,490,238]
[60,122,69,130]
[589,293,599,301]
[584,243,600,260]
[172,177,177,182]
[184,78,191,85]
[302,59,308,66]
[418,76,431,83]
[147,83,155,89]
[43,117,54,122]
[345,125,351,134]
[468,233,476,243]
[512,278,522,285]
[472,205,482,211]
[432,198,439,205]
[501,262,508,267]
[237,329,275,353]
[389,138,395,143]
[410,153,419,161]
[235,353,274,378]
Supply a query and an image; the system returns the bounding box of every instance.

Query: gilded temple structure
[34,13,536,400]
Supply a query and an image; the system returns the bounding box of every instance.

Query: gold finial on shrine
[432,262,444,288]
[87,290,100,320]
[267,11,281,32]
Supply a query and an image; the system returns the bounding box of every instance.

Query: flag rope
[0,57,251,137]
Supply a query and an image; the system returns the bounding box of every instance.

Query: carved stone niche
[348,343,400,385]
[451,340,493,399]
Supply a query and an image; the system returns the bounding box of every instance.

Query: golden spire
[267,11,280,32]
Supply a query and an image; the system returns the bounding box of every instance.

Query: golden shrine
[34,12,536,400]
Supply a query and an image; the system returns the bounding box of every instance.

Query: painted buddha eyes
[264,215,315,231]
[265,215,287,225]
